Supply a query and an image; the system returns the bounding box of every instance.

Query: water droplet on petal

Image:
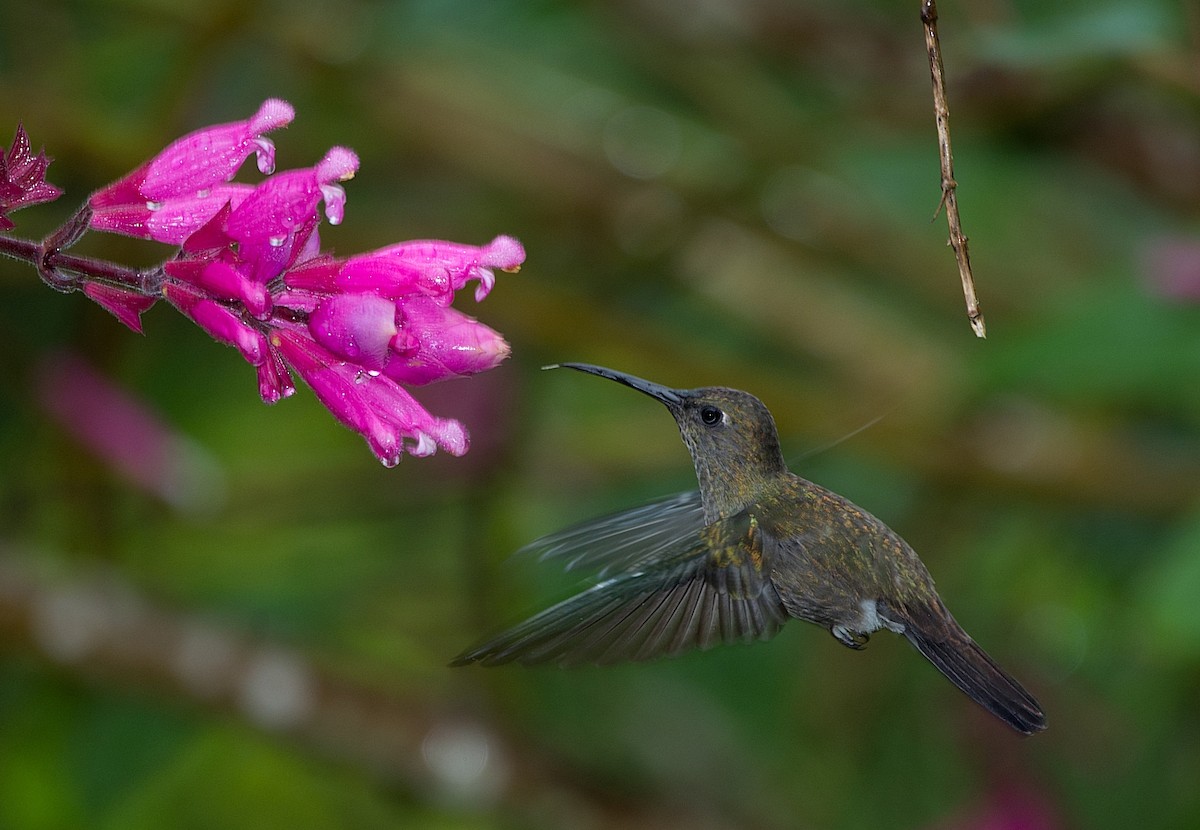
[146,201,162,211]
[268,235,287,248]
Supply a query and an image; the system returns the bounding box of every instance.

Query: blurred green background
[2,0,1199,827]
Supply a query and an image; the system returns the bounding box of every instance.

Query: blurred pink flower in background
[929,785,1062,830]
[1142,237,1200,302]
[36,352,226,514]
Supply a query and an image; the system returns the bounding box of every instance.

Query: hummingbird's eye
[699,405,723,426]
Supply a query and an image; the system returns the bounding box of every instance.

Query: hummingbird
[453,363,1046,735]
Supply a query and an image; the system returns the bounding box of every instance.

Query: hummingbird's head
[551,363,787,517]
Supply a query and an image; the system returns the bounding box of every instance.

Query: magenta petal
[87,200,154,239]
[307,293,397,371]
[145,184,251,244]
[163,258,269,317]
[472,234,525,301]
[271,288,322,314]
[293,222,322,266]
[313,146,358,225]
[247,99,295,174]
[226,177,325,281]
[88,163,148,211]
[282,256,342,293]
[180,201,235,254]
[357,235,525,305]
[334,249,453,302]
[225,169,315,243]
[192,302,266,365]
[226,147,358,249]
[91,184,251,244]
[140,98,295,200]
[82,283,157,333]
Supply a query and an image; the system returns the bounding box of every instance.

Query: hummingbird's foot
[831,625,870,650]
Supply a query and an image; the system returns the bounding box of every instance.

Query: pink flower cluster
[83,99,523,466]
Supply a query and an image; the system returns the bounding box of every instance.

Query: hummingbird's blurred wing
[451,510,789,667]
[521,491,706,577]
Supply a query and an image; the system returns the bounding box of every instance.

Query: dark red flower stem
[0,203,162,296]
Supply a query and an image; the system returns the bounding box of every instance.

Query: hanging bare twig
[921,0,986,338]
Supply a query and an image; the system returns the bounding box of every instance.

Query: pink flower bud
[382,297,510,385]
[88,99,293,242]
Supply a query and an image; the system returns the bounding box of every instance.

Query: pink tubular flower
[288,235,525,304]
[0,125,62,230]
[65,97,520,465]
[272,330,468,466]
[224,146,358,282]
[36,351,225,513]
[88,98,294,244]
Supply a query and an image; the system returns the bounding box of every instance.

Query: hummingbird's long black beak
[547,363,683,405]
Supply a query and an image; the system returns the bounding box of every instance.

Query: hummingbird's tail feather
[881,599,1046,735]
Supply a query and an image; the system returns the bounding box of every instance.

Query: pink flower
[304,292,508,386]
[223,146,357,282]
[36,352,224,512]
[88,98,294,244]
[291,235,526,304]
[1142,237,1200,302]
[272,330,468,466]
[0,125,62,230]
[382,296,510,386]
